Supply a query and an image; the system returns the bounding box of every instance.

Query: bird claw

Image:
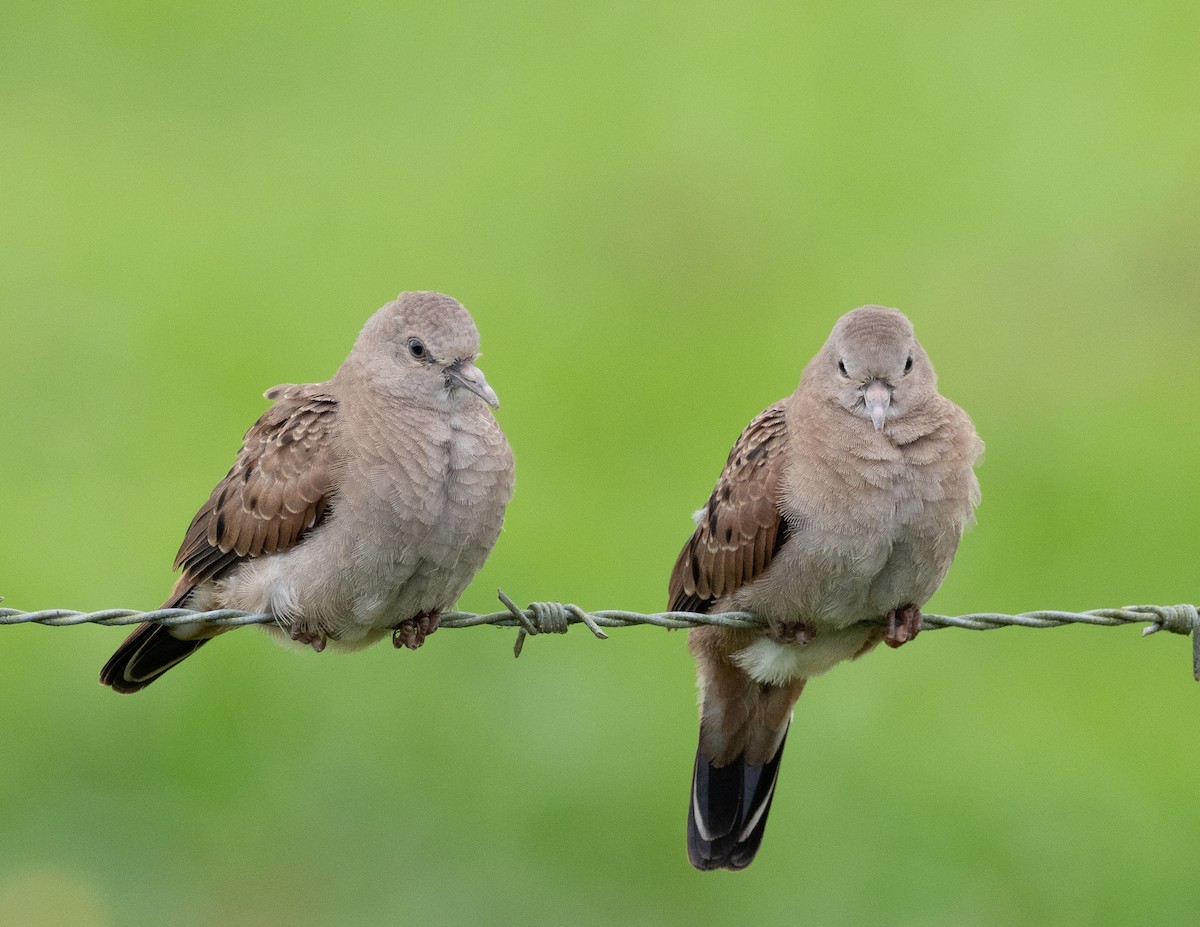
[884,605,921,648]
[767,622,815,645]
[288,624,328,653]
[393,612,440,650]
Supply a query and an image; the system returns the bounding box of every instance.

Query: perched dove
[100,291,514,694]
[669,305,982,870]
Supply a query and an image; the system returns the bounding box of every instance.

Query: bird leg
[392,611,441,650]
[767,621,816,645]
[883,604,922,649]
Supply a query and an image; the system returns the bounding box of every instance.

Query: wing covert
[168,383,339,600]
[668,403,790,614]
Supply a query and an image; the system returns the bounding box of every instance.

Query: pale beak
[863,379,891,432]
[447,358,500,408]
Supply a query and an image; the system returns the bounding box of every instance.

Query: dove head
[341,291,500,409]
[807,305,936,431]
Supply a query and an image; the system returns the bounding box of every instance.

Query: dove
[669,305,982,870]
[100,291,514,693]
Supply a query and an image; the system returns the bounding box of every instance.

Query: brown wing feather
[166,382,339,605]
[668,403,790,614]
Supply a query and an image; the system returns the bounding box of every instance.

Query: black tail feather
[687,727,789,871]
[99,623,211,693]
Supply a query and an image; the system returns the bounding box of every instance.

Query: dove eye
[407,338,428,360]
[837,359,849,378]
[904,355,913,374]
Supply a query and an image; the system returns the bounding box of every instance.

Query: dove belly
[215,505,495,650]
[211,527,405,650]
[730,513,954,686]
[732,624,881,686]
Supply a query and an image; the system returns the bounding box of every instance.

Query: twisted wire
[2,595,1196,679]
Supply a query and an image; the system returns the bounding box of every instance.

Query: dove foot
[767,622,815,645]
[393,612,441,650]
[883,605,921,649]
[288,624,328,653]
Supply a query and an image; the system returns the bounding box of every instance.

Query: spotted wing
[668,403,790,614]
[166,382,339,605]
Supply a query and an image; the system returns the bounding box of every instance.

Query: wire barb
[2,595,1197,680]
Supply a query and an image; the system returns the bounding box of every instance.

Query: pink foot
[288,624,328,653]
[884,604,921,649]
[392,612,441,650]
[768,622,815,645]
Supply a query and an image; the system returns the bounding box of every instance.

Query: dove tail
[687,725,789,871]
[99,623,212,693]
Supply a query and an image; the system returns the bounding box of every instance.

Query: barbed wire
[2,592,1197,680]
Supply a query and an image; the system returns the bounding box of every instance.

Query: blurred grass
[2,1,1199,925]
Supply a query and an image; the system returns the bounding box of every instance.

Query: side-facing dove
[101,291,514,693]
[668,305,982,870]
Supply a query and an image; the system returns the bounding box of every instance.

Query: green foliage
[2,2,1198,924]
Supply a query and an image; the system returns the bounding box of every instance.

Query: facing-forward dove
[669,305,982,870]
[101,291,514,693]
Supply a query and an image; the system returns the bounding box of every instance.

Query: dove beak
[863,379,891,431]
[447,358,500,409]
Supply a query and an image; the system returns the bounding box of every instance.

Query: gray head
[805,305,936,431]
[339,291,499,409]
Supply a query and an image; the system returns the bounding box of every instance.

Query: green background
[3,2,1198,924]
